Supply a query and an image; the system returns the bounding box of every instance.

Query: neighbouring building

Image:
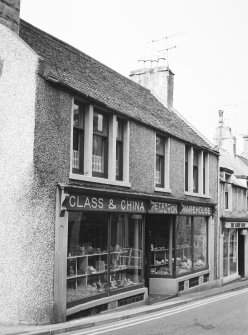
[214,110,248,283]
[0,0,219,325]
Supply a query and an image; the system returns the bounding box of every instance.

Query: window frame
[155,134,171,193]
[70,99,130,187]
[184,145,209,197]
[92,109,109,178]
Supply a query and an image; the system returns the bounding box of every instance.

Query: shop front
[55,187,148,321]
[221,219,248,283]
[147,201,213,295]
[55,186,215,321]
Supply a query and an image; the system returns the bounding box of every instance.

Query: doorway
[238,231,245,277]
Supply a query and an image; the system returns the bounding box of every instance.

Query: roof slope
[19,19,214,151]
[219,148,248,177]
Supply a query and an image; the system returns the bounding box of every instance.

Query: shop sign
[180,204,211,216]
[67,194,146,213]
[149,201,178,214]
[225,222,248,229]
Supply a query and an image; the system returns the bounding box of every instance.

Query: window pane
[73,103,84,128]
[229,229,238,275]
[110,214,143,291]
[176,216,193,275]
[72,103,84,172]
[93,111,108,135]
[156,155,164,186]
[67,212,108,304]
[92,134,106,174]
[193,149,199,193]
[116,141,123,180]
[223,229,229,277]
[149,216,174,276]
[156,136,164,156]
[116,119,123,141]
[193,217,207,270]
[185,146,188,191]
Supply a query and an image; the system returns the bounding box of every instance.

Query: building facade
[214,110,248,284]
[0,0,218,325]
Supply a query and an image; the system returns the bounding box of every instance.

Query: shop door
[238,231,245,277]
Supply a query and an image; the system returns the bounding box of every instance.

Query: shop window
[149,216,175,276]
[70,100,130,186]
[66,212,144,306]
[223,228,238,277]
[155,135,170,191]
[149,215,208,278]
[176,216,193,275]
[185,146,209,196]
[176,216,208,275]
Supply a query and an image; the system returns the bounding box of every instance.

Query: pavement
[1,278,248,335]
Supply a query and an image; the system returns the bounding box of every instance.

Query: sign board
[149,201,178,214]
[180,204,211,216]
[225,222,248,229]
[67,194,146,213]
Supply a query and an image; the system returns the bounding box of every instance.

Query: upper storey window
[70,99,130,187]
[72,102,84,174]
[185,145,209,197]
[155,135,171,192]
[92,110,108,178]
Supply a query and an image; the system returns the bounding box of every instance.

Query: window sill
[155,187,172,194]
[70,173,131,188]
[184,191,210,199]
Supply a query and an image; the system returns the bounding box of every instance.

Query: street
[67,287,248,335]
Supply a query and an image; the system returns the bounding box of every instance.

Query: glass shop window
[176,216,193,275]
[149,216,175,276]
[110,214,143,290]
[193,217,208,270]
[67,212,108,304]
[176,216,208,275]
[66,212,144,305]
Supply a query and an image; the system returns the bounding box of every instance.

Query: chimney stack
[129,64,174,109]
[0,0,20,34]
[241,135,248,159]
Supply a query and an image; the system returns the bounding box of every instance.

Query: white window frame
[184,146,210,198]
[155,135,171,193]
[70,99,130,187]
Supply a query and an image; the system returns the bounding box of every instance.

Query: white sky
[20,0,248,153]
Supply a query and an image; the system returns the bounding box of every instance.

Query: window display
[149,215,208,278]
[67,212,144,304]
[223,228,238,277]
[176,216,193,275]
[149,216,174,276]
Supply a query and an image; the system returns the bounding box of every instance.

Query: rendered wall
[0,24,71,325]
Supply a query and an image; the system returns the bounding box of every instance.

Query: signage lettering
[180,205,211,216]
[67,194,146,213]
[225,222,248,229]
[149,201,178,214]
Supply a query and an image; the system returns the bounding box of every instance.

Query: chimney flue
[0,0,20,34]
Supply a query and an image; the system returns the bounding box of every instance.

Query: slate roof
[219,148,248,178]
[19,19,216,152]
